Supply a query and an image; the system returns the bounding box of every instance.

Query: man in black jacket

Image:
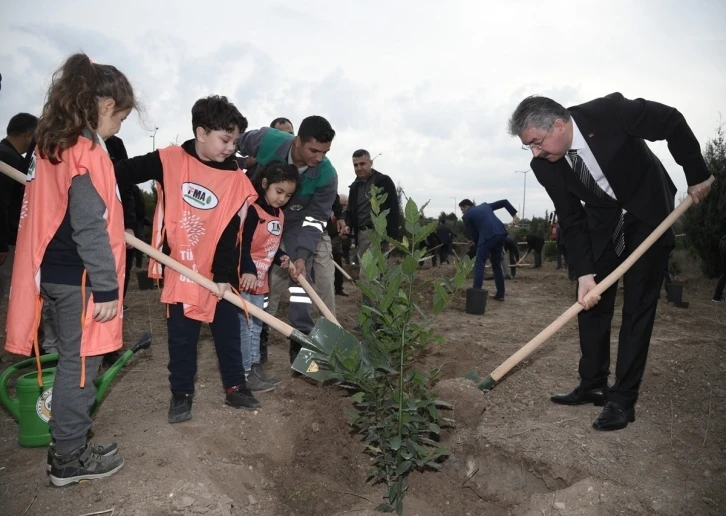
[343,149,399,259]
[509,93,712,431]
[526,234,545,268]
[0,113,38,302]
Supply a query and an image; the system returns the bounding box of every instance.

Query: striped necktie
[568,150,625,257]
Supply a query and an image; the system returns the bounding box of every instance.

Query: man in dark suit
[508,93,712,431]
[460,199,519,301]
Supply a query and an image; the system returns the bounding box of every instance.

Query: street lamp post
[150,127,159,151]
[515,169,529,222]
[451,196,457,215]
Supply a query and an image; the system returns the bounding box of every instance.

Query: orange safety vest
[5,137,126,361]
[247,203,284,295]
[149,146,257,322]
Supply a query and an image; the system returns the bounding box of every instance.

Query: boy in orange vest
[114,95,258,423]
[5,53,135,486]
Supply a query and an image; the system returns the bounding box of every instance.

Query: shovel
[470,175,715,391]
[333,260,355,284]
[296,275,340,326]
[0,160,368,383]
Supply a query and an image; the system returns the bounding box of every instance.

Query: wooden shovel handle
[0,160,25,183]
[128,235,295,338]
[489,175,715,383]
[296,275,340,326]
[0,160,296,339]
[516,250,531,265]
[332,260,354,282]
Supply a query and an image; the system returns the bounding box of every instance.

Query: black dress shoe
[335,290,349,297]
[550,386,607,406]
[592,401,635,431]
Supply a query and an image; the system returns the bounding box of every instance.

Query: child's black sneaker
[168,392,193,424]
[48,444,124,487]
[47,442,118,472]
[251,363,280,385]
[225,384,260,410]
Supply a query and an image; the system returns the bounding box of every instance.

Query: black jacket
[0,138,28,251]
[531,92,710,277]
[345,169,399,244]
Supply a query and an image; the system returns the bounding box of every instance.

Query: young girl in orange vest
[114,96,259,423]
[5,53,137,486]
[238,162,299,393]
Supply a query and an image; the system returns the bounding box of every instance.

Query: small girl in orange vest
[238,162,299,392]
[5,53,137,486]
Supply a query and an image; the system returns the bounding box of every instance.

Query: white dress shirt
[566,119,618,202]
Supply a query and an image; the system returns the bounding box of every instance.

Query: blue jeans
[472,233,506,297]
[239,292,265,371]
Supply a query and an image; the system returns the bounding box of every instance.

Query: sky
[1,0,725,223]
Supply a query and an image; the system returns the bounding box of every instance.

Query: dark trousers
[333,249,344,293]
[531,246,543,267]
[342,238,351,264]
[439,247,450,264]
[556,245,567,269]
[167,300,245,394]
[577,215,668,407]
[473,234,506,297]
[508,248,519,277]
[123,249,134,297]
[714,247,726,300]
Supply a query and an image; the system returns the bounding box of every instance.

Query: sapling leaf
[401,256,418,275]
[404,198,419,225]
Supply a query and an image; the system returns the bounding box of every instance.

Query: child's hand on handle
[279,255,291,269]
[240,273,256,292]
[93,300,118,323]
[215,282,231,300]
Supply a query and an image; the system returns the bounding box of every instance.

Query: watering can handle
[0,354,59,420]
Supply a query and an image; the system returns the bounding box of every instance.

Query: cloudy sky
[1,0,724,222]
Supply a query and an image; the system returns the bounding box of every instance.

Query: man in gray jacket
[237,116,339,363]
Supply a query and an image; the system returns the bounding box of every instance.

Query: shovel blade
[291,348,335,382]
[292,317,374,382]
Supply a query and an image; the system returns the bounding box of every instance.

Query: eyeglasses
[521,123,554,151]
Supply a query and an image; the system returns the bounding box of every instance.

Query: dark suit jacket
[463,200,517,245]
[531,92,710,277]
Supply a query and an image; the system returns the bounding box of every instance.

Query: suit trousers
[576,214,669,407]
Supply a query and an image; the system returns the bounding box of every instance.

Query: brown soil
[1,259,725,515]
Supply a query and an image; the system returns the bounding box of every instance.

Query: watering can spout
[93,331,152,408]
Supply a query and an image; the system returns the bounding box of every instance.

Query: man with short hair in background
[0,112,38,302]
[342,149,399,260]
[237,116,338,364]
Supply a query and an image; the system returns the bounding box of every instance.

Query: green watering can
[0,331,151,448]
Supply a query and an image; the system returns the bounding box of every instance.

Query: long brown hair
[35,53,137,164]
